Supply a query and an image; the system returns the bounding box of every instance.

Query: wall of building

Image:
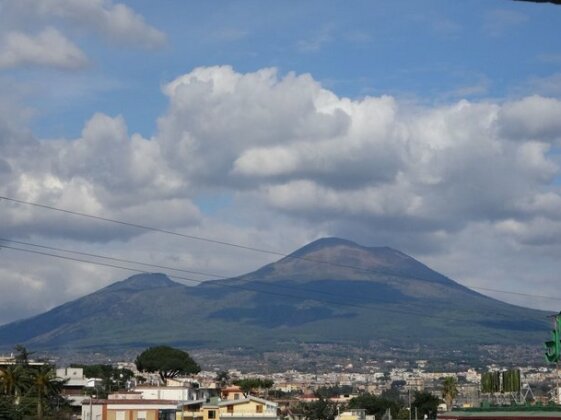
[220,400,266,415]
[81,404,103,420]
[106,409,158,420]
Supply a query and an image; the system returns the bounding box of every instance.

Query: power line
[468,285,561,301]
[0,244,357,308]
[0,243,502,325]
[0,195,285,257]
[0,237,388,303]
[1,195,560,303]
[1,237,560,303]
[0,195,438,278]
[0,240,552,332]
[0,238,220,281]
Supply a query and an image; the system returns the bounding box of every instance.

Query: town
[1,343,561,420]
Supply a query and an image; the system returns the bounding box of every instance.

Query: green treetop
[135,346,200,384]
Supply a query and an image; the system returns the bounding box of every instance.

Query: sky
[1,0,561,325]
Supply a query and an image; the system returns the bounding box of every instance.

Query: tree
[296,397,337,420]
[135,346,200,384]
[72,363,134,397]
[315,385,354,399]
[441,376,458,410]
[0,366,26,420]
[233,378,274,396]
[381,386,403,403]
[412,391,440,419]
[0,365,29,398]
[0,347,68,419]
[13,345,32,365]
[215,371,230,391]
[348,393,402,419]
[0,393,21,420]
[396,408,411,419]
[29,365,64,420]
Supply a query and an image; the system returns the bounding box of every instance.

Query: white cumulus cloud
[156,68,561,237]
[0,0,165,49]
[0,27,88,70]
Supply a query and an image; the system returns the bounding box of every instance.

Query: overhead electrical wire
[0,195,286,257]
[0,237,390,302]
[0,243,483,324]
[0,241,556,334]
[0,236,551,350]
[1,236,560,303]
[0,196,466,279]
[0,195,559,303]
[463,286,561,300]
[0,238,222,281]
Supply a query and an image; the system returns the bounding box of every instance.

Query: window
[208,410,216,419]
[227,405,234,413]
[256,405,263,413]
[234,393,240,400]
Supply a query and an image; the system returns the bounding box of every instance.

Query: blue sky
[20,0,561,139]
[2,0,561,323]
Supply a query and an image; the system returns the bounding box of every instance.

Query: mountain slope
[0,238,550,352]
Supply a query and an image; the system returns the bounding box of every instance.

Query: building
[438,407,561,419]
[177,394,278,420]
[56,367,91,407]
[134,385,213,402]
[82,386,279,420]
[336,409,375,420]
[0,355,48,367]
[82,392,178,420]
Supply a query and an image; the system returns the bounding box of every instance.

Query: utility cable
[0,237,396,303]
[0,196,285,257]
[0,243,510,325]
[1,195,559,303]
[1,237,559,302]
[0,196,458,279]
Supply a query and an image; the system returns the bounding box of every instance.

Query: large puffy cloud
[1,64,553,249]
[232,95,403,188]
[0,0,165,49]
[0,110,199,243]
[156,67,560,234]
[54,113,187,205]
[3,66,561,322]
[158,67,351,187]
[0,27,88,70]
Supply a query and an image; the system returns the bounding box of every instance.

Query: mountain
[0,238,551,353]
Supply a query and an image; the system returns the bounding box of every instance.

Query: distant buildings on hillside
[82,385,278,420]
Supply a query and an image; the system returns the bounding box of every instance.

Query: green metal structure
[545,313,561,364]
